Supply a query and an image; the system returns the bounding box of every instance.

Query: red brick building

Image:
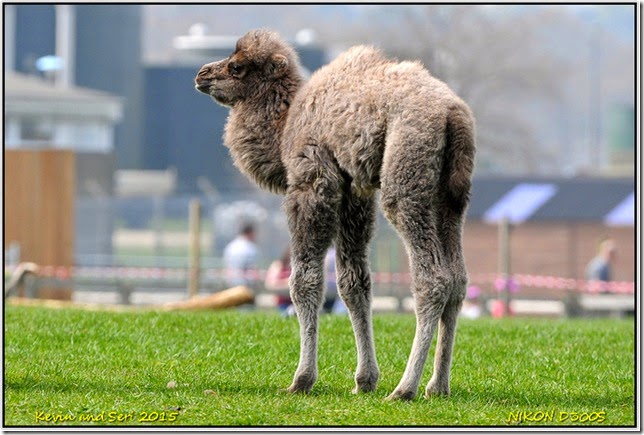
[463,176,635,296]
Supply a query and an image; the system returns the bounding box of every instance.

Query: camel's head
[195,29,299,107]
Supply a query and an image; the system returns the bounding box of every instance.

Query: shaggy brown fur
[195,29,475,401]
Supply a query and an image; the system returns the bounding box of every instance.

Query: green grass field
[4,305,635,427]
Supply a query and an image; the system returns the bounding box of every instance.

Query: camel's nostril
[197,64,214,78]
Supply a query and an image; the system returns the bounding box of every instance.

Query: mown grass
[3,305,635,427]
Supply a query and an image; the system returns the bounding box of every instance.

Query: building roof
[4,72,123,120]
[468,176,635,226]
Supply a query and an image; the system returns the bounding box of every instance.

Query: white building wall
[5,117,21,148]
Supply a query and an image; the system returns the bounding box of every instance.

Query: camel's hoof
[385,389,416,401]
[352,383,377,394]
[425,380,450,398]
[352,370,379,394]
[286,384,310,394]
[286,373,316,394]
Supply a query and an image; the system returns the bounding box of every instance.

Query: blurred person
[223,223,259,287]
[585,237,617,292]
[265,246,293,314]
[266,245,341,316]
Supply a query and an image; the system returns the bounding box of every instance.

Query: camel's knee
[451,273,468,305]
[412,272,453,316]
[289,260,325,310]
[336,261,371,305]
[286,201,338,249]
[415,272,467,323]
[338,287,371,314]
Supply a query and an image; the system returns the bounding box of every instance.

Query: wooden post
[565,222,581,317]
[188,199,202,298]
[498,217,512,316]
[153,195,165,260]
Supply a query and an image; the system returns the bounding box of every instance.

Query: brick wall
[463,221,635,284]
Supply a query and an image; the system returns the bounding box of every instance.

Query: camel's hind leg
[425,296,463,397]
[426,206,468,398]
[384,227,451,401]
[380,133,457,401]
[335,190,379,393]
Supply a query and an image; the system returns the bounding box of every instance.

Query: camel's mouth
[195,82,212,94]
[195,83,234,107]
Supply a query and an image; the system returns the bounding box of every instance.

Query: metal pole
[188,199,202,298]
[498,217,512,316]
[589,22,602,171]
[55,5,75,87]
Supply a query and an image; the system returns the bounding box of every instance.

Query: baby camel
[195,29,475,401]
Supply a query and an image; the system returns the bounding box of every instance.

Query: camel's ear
[265,53,289,78]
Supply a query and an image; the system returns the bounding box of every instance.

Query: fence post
[153,195,165,261]
[498,217,512,316]
[188,199,202,298]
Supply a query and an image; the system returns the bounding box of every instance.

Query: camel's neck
[224,78,301,195]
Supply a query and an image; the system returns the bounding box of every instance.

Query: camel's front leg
[287,258,325,393]
[283,171,340,393]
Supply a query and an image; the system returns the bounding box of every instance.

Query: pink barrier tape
[4,265,634,294]
[469,273,634,295]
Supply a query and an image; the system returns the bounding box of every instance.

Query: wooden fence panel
[4,149,75,300]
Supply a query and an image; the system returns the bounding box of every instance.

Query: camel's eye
[229,62,244,77]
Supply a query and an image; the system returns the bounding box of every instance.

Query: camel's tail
[443,105,476,213]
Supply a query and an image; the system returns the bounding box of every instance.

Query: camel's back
[301,46,409,110]
[302,45,457,112]
[284,44,465,192]
[288,45,460,137]
[312,45,391,88]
